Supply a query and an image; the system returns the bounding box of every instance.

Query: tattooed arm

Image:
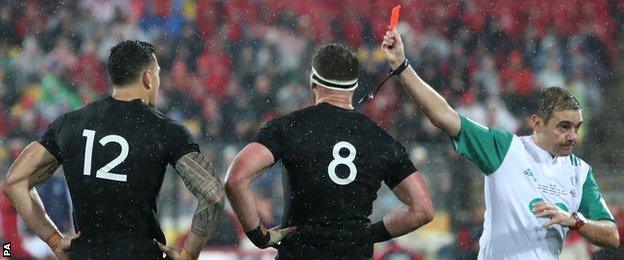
[3,142,79,259]
[166,151,224,259]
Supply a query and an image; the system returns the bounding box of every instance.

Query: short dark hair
[312,43,359,81]
[534,87,581,123]
[107,40,156,86]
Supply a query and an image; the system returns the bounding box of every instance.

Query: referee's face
[540,109,583,156]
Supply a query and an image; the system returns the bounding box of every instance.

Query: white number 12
[82,129,129,182]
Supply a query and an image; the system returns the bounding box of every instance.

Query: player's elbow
[225,163,254,193]
[419,203,435,225]
[2,178,20,199]
[205,182,225,205]
[606,228,620,248]
[406,203,434,231]
[224,172,246,197]
[1,181,10,197]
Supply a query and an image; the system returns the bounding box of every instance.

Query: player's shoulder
[49,98,106,126]
[263,105,319,128]
[280,104,320,120]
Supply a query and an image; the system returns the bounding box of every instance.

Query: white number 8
[327,141,357,185]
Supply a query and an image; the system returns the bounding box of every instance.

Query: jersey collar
[522,135,559,165]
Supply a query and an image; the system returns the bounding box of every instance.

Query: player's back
[254,102,415,259]
[39,97,198,258]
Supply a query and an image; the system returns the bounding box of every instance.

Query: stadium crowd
[1,0,623,258]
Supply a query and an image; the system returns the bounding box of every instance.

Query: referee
[381,28,618,259]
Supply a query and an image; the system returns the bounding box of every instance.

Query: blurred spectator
[0,182,32,258]
[500,51,537,116]
[42,38,77,76]
[537,57,566,89]
[250,74,276,121]
[12,37,44,86]
[473,55,501,98]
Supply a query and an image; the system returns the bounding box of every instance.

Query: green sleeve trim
[452,116,513,175]
[578,168,614,221]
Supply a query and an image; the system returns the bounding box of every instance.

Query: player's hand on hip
[266,225,297,248]
[155,240,197,260]
[534,202,575,228]
[53,231,81,260]
[381,28,406,69]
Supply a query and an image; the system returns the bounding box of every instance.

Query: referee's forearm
[577,220,619,248]
[396,66,461,137]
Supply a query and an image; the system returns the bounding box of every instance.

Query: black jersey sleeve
[252,119,283,161]
[38,115,66,161]
[383,141,417,189]
[165,122,200,166]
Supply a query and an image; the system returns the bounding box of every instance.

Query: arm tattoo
[175,152,225,236]
[33,160,61,184]
[191,199,224,237]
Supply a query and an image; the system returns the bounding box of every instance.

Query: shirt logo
[529,198,544,213]
[524,169,537,182]
[555,203,569,212]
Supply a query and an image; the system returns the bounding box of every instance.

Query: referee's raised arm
[381,28,461,137]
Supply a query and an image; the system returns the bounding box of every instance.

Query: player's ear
[531,114,542,129]
[142,69,152,90]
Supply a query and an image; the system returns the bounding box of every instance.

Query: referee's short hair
[107,40,156,86]
[534,87,581,123]
[312,43,359,81]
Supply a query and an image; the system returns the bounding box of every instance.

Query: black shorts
[277,242,373,260]
[68,235,165,260]
[276,224,373,260]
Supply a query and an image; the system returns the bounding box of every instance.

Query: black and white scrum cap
[310,67,358,91]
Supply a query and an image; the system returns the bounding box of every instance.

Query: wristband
[369,220,392,243]
[245,225,270,248]
[570,212,587,230]
[45,231,62,250]
[389,59,410,76]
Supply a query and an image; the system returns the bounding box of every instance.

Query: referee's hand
[381,28,406,70]
[534,202,575,228]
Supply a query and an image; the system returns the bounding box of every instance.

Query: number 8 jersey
[38,97,199,249]
[253,102,416,259]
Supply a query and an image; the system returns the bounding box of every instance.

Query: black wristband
[369,220,392,243]
[389,59,410,76]
[245,225,270,248]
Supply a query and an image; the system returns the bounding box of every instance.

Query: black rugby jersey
[254,102,416,259]
[39,96,198,256]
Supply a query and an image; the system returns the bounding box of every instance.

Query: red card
[388,5,401,29]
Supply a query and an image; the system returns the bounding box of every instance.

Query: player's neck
[315,97,353,110]
[111,85,149,104]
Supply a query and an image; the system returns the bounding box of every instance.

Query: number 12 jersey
[39,97,198,248]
